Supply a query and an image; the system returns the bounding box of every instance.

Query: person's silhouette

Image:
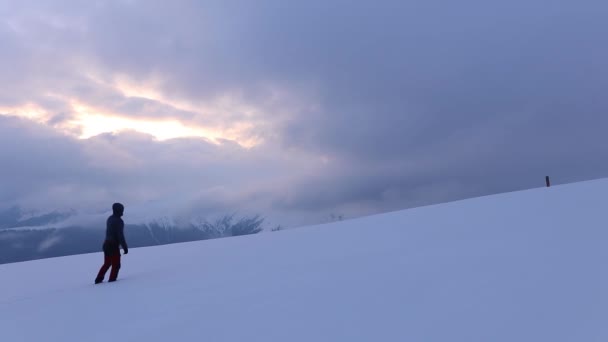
[95,203,129,284]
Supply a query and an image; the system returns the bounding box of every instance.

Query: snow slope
[1,179,607,341]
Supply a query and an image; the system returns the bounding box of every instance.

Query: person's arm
[118,220,129,254]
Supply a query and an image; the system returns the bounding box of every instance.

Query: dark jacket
[105,215,128,252]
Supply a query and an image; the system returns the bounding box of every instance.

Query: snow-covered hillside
[1,179,607,341]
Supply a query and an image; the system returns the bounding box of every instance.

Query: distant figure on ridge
[95,203,129,284]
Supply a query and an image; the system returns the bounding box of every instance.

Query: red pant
[96,241,121,282]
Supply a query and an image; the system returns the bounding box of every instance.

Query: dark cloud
[0,0,607,227]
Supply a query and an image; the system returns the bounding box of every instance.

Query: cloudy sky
[1,0,607,227]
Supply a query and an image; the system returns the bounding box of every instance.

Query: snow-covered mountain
[0,211,264,264]
[0,206,74,229]
[0,179,606,341]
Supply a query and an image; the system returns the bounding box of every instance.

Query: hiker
[95,203,129,284]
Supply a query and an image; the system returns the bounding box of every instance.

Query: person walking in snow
[95,203,129,284]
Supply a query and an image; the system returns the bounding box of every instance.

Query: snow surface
[1,179,607,341]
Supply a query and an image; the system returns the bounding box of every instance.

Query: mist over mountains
[0,206,266,264]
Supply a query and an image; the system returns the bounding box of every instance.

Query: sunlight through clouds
[71,112,216,141]
[69,99,263,147]
[0,104,50,121]
[0,100,261,146]
[68,101,225,142]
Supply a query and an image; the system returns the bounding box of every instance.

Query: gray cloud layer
[1,0,607,226]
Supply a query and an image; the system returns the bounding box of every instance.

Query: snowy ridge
[142,216,177,244]
[148,216,176,230]
[0,179,606,341]
[0,207,75,230]
[16,209,60,222]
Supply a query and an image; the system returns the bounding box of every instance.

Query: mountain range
[0,207,266,264]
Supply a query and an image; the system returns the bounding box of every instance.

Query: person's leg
[95,255,112,283]
[108,253,122,282]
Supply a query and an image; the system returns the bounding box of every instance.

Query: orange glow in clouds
[0,76,263,148]
[0,101,260,147]
[69,101,221,141]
